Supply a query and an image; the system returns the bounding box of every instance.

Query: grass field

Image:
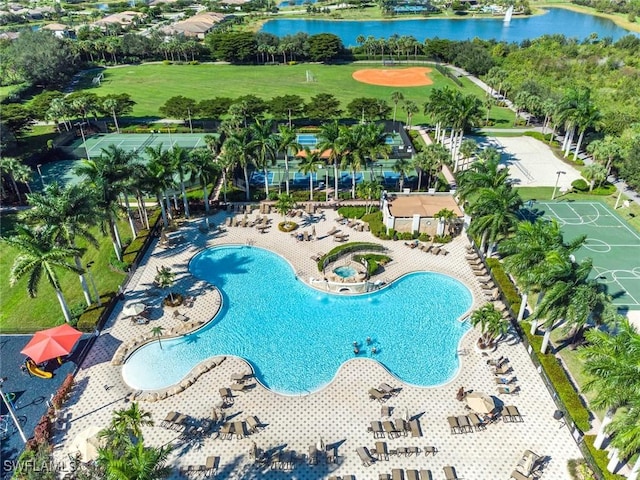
[78,63,514,126]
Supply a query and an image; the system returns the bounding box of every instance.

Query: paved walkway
[50,208,583,479]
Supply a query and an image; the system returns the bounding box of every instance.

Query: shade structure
[465,391,496,414]
[122,302,147,318]
[21,324,83,364]
[70,425,102,462]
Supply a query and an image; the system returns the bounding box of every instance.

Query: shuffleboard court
[531,201,640,310]
[68,133,211,159]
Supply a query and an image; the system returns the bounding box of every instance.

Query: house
[41,23,74,38]
[92,10,144,29]
[159,12,227,39]
[381,192,464,236]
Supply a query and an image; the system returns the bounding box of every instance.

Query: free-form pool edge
[121,244,479,399]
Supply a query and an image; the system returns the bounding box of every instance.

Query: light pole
[36,164,45,188]
[0,377,27,444]
[75,122,90,160]
[86,261,101,306]
[551,170,566,200]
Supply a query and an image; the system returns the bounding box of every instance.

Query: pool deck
[51,207,582,479]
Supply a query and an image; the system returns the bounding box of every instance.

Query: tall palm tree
[434,208,457,236]
[102,97,121,133]
[456,147,508,204]
[98,440,172,480]
[532,257,594,353]
[3,225,83,323]
[458,138,478,171]
[188,147,218,228]
[414,143,449,192]
[215,151,234,205]
[470,302,509,348]
[166,145,192,218]
[403,100,419,129]
[155,266,176,303]
[317,120,344,198]
[74,146,135,261]
[571,88,600,161]
[338,125,368,199]
[151,326,164,350]
[582,163,607,191]
[582,319,640,450]
[0,156,28,203]
[587,135,621,176]
[356,180,382,214]
[467,184,522,254]
[224,128,254,201]
[607,396,640,477]
[20,183,100,306]
[276,124,300,195]
[249,119,277,197]
[392,158,412,191]
[390,91,404,125]
[298,148,322,201]
[142,152,174,229]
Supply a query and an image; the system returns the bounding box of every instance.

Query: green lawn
[79,63,514,125]
[0,212,129,333]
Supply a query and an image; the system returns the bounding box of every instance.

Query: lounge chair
[424,446,437,456]
[379,383,399,396]
[381,406,392,418]
[394,418,408,436]
[205,456,219,475]
[368,388,389,402]
[447,416,460,434]
[511,470,534,480]
[370,420,385,438]
[327,226,338,236]
[246,415,262,433]
[230,382,249,393]
[443,466,459,480]
[356,446,376,466]
[383,420,400,439]
[375,441,389,461]
[468,412,486,431]
[183,295,195,307]
[406,470,419,480]
[311,253,324,262]
[456,415,473,433]
[431,247,441,255]
[419,470,433,480]
[409,418,422,437]
[308,445,318,465]
[380,475,392,480]
[219,387,233,405]
[498,385,521,395]
[495,376,516,385]
[494,364,512,375]
[392,469,405,480]
[172,413,187,431]
[161,411,178,429]
[507,405,523,422]
[173,310,189,322]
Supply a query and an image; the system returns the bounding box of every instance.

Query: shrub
[77,292,115,332]
[162,60,172,65]
[278,221,298,232]
[524,131,554,143]
[354,253,392,276]
[486,258,522,314]
[418,233,431,242]
[109,252,130,273]
[122,228,152,267]
[189,60,200,65]
[521,322,592,432]
[591,183,616,195]
[318,242,386,271]
[51,373,74,410]
[363,211,385,237]
[337,206,368,219]
[582,436,627,480]
[433,234,452,243]
[572,179,589,192]
[398,232,413,240]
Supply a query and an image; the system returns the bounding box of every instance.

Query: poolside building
[381,192,463,236]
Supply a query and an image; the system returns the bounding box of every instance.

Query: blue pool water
[296,133,399,147]
[334,265,357,278]
[122,246,472,394]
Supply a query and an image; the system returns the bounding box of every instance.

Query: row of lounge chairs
[218,416,263,440]
[378,468,439,480]
[447,413,488,433]
[368,418,422,439]
[502,405,524,422]
[368,383,400,402]
[489,357,521,394]
[179,455,219,478]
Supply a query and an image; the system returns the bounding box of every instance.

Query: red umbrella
[21,324,83,364]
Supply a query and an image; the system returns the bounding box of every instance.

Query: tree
[587,135,621,176]
[0,157,28,202]
[268,95,305,126]
[298,147,322,201]
[470,303,509,348]
[28,90,64,122]
[403,100,419,128]
[307,33,343,62]
[155,265,176,303]
[581,319,640,450]
[392,157,412,191]
[167,146,193,218]
[458,138,478,170]
[317,120,343,197]
[206,31,257,63]
[305,94,342,121]
[276,125,300,195]
[189,147,217,227]
[434,208,457,236]
[456,148,508,204]
[223,128,254,201]
[151,326,164,350]
[1,103,34,138]
[414,143,448,192]
[197,97,233,120]
[143,145,174,229]
[580,163,607,191]
[390,91,404,125]
[3,225,83,323]
[275,193,296,227]
[607,398,640,478]
[346,97,388,122]
[249,119,277,197]
[20,183,100,307]
[9,30,77,88]
[159,96,197,124]
[356,180,382,214]
[102,93,135,134]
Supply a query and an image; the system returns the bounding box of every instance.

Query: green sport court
[68,132,211,159]
[532,201,640,310]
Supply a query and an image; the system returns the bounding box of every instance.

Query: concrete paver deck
[52,208,582,479]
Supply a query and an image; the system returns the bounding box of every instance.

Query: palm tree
[112,402,153,443]
[166,145,192,218]
[582,163,607,191]
[415,144,449,192]
[20,183,100,307]
[390,91,404,125]
[392,157,412,191]
[607,398,640,478]
[249,119,277,197]
[74,147,134,262]
[149,326,164,351]
[532,257,594,353]
[215,151,234,205]
[458,138,478,170]
[188,147,218,228]
[467,184,522,254]
[587,135,621,176]
[403,100,419,129]
[456,148,508,204]
[155,266,176,304]
[102,97,121,133]
[582,319,640,450]
[3,225,83,323]
[276,125,300,195]
[275,193,296,227]
[298,148,322,201]
[317,120,343,198]
[142,151,174,229]
[356,180,382,214]
[98,440,172,480]
[470,303,509,348]
[224,128,254,201]
[433,208,457,236]
[571,88,600,161]
[0,157,28,203]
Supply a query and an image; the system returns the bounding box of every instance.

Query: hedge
[353,253,392,276]
[485,258,521,314]
[76,292,117,332]
[337,206,369,219]
[363,211,385,238]
[582,436,627,480]
[521,321,592,432]
[318,242,386,271]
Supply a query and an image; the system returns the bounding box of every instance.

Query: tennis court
[68,133,211,159]
[531,201,640,310]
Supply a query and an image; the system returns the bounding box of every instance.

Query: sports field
[75,64,514,126]
[532,201,640,310]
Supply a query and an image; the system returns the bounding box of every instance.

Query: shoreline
[255,4,640,34]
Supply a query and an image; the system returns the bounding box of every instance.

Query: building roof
[160,12,227,36]
[387,194,463,218]
[94,11,143,26]
[42,22,70,31]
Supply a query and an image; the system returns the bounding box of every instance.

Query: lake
[261,8,636,46]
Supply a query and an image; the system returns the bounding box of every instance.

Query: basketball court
[530,201,640,310]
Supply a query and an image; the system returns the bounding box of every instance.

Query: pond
[261,8,637,46]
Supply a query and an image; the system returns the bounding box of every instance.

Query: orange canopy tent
[21,324,83,364]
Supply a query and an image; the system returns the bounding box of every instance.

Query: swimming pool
[122,246,472,394]
[296,133,401,148]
